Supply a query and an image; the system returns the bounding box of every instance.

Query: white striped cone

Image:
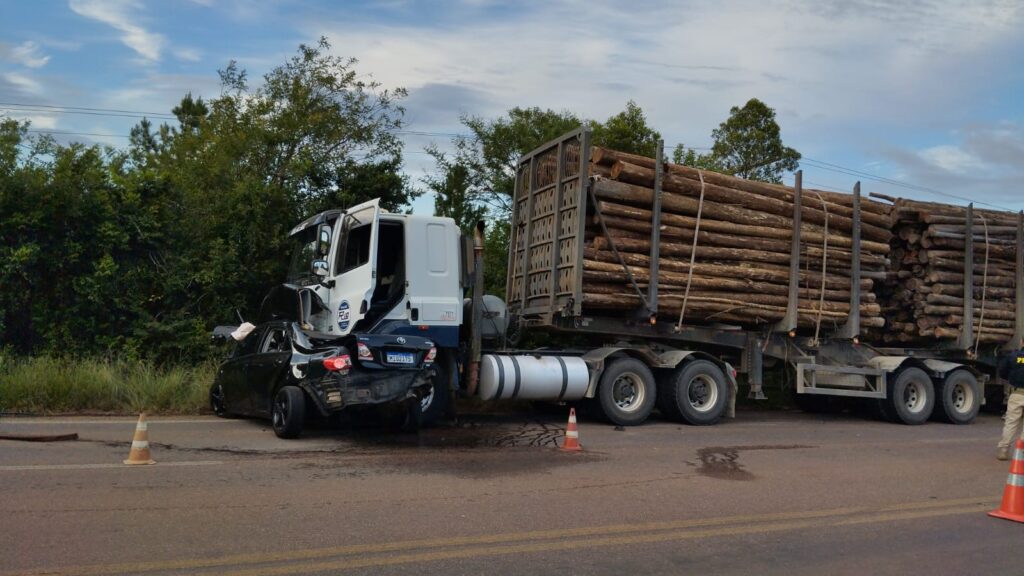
[561,408,582,451]
[123,413,156,465]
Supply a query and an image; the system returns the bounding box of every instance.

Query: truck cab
[286,199,464,350]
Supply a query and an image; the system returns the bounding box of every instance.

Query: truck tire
[272,386,306,439]
[878,367,934,425]
[597,357,657,426]
[419,353,453,427]
[934,370,980,425]
[658,360,728,425]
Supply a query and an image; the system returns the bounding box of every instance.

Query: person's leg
[998,390,1024,459]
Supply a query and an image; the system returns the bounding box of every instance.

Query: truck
[283,128,1021,430]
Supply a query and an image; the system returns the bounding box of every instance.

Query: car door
[329,199,380,336]
[220,325,264,415]
[246,324,293,417]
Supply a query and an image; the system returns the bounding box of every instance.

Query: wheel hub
[613,373,645,412]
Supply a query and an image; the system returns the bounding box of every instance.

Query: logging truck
[283,128,1020,427]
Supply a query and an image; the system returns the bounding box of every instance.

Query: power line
[799,157,1014,212]
[28,129,129,139]
[0,101,177,117]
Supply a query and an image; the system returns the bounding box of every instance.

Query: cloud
[0,41,51,68]
[880,123,1024,208]
[68,0,165,61]
[174,47,202,62]
[1,72,45,96]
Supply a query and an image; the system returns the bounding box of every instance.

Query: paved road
[0,409,1019,575]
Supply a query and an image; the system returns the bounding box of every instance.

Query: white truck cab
[287,199,463,347]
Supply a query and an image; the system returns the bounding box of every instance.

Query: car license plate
[386,351,415,364]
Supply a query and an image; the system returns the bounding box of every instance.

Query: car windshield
[286,227,318,284]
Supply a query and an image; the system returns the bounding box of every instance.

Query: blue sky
[2,0,1023,213]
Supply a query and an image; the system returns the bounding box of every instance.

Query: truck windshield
[286,227,318,285]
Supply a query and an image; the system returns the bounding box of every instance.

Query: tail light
[357,342,374,361]
[424,346,437,364]
[323,355,352,371]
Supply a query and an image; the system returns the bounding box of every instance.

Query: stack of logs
[582,147,894,330]
[881,199,1020,344]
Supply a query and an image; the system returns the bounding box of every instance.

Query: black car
[209,321,437,438]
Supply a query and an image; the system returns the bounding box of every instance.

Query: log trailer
[285,128,1021,427]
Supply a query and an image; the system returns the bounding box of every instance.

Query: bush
[0,353,215,415]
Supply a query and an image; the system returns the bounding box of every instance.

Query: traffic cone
[561,408,582,452]
[123,413,156,465]
[989,438,1024,523]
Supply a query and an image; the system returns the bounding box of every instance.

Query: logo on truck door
[338,300,350,331]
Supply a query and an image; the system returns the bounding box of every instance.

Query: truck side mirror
[317,224,332,256]
[311,259,329,277]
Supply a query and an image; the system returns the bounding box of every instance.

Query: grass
[0,354,216,415]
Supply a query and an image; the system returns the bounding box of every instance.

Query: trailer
[502,128,1023,425]
[280,128,1020,431]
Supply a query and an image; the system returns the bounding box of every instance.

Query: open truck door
[329,198,381,336]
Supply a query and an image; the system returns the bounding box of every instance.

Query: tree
[0,38,417,361]
[590,100,662,157]
[426,159,485,234]
[707,98,800,183]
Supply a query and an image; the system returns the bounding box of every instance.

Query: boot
[998,447,1010,461]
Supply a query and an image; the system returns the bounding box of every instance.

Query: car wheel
[420,352,453,427]
[597,357,657,426]
[209,384,229,417]
[272,386,306,439]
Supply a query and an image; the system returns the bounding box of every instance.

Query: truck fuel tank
[479,354,589,401]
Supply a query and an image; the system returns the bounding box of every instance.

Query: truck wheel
[934,370,980,424]
[272,386,306,439]
[597,357,656,426]
[878,367,934,425]
[420,353,453,427]
[658,360,728,425]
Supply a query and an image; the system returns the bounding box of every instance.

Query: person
[996,340,1024,461]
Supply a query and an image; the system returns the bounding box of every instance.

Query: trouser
[998,388,1024,450]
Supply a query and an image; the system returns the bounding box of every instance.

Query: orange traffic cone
[561,408,582,452]
[123,413,156,465]
[989,438,1024,523]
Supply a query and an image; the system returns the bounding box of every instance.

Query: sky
[2,0,1023,215]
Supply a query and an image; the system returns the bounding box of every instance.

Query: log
[592,146,894,218]
[583,247,874,291]
[595,200,892,254]
[609,160,893,242]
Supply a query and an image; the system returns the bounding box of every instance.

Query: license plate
[386,352,415,365]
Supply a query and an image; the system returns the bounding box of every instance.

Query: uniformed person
[996,341,1024,460]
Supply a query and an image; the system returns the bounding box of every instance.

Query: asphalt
[0,408,1020,575]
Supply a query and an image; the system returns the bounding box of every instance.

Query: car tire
[597,357,656,426]
[878,367,934,425]
[272,386,306,439]
[209,384,229,417]
[420,352,453,427]
[934,370,980,425]
[658,360,728,426]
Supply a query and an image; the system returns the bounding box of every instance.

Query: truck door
[329,199,380,335]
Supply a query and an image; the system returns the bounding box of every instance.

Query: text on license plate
[386,352,415,364]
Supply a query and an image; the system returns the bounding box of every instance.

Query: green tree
[590,100,662,157]
[426,159,485,234]
[709,98,800,182]
[0,38,416,361]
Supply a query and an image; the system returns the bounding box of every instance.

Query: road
[0,408,1019,575]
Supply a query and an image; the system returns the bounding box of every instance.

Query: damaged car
[209,286,439,438]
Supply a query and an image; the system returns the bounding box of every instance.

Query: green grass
[0,354,216,415]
